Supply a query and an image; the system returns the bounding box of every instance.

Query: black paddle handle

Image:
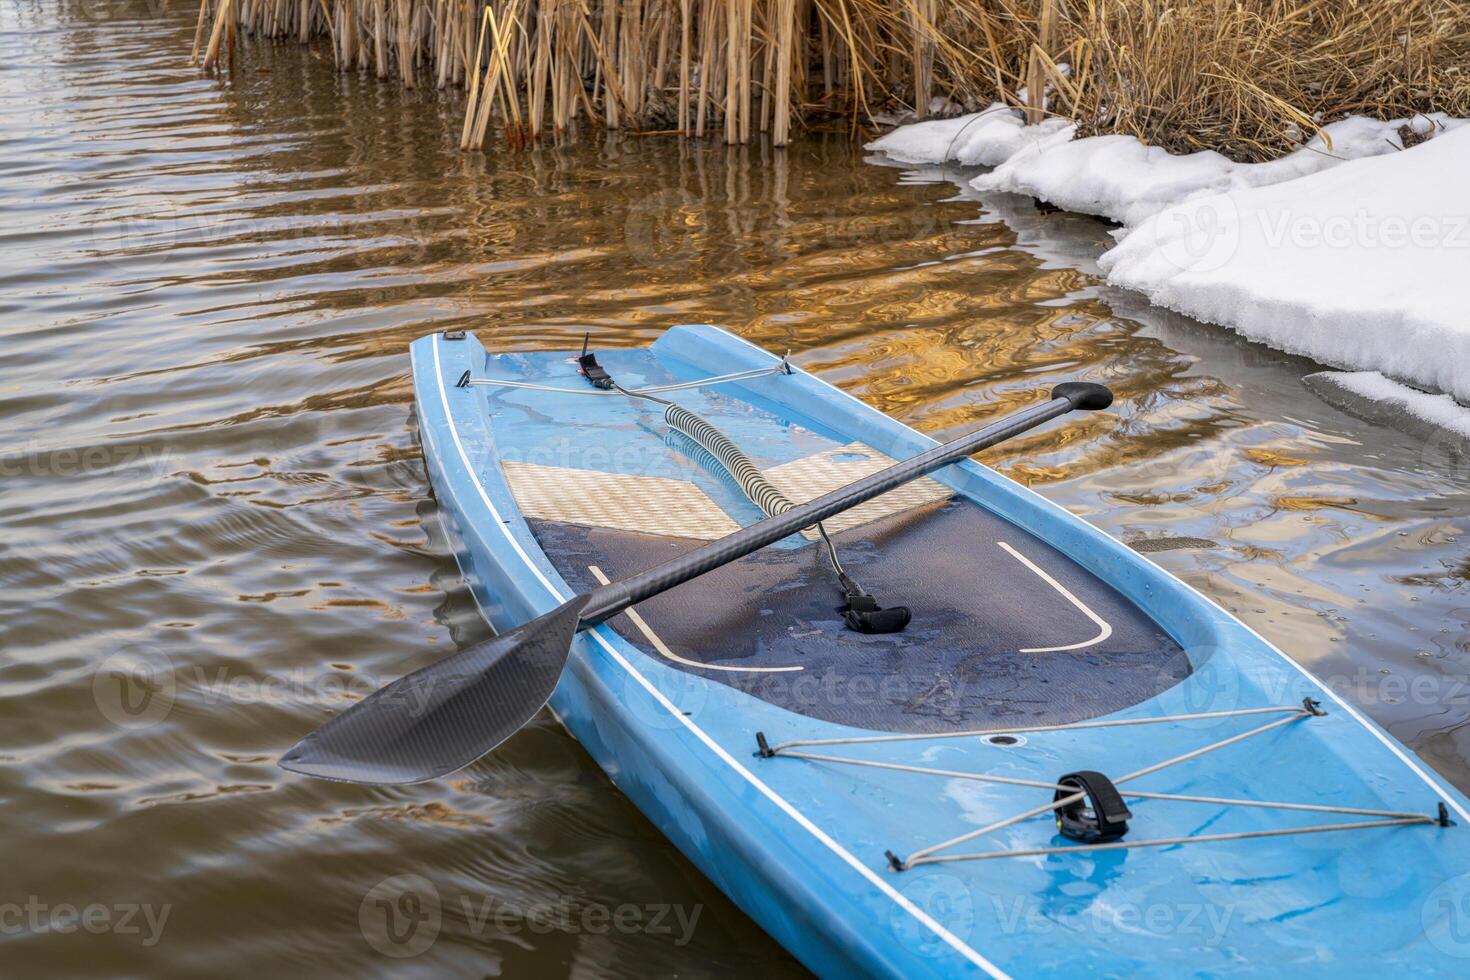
[580,382,1111,625]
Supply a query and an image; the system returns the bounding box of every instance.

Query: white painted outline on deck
[997,541,1113,653]
[587,565,802,674]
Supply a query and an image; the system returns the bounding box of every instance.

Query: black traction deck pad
[530,496,1190,733]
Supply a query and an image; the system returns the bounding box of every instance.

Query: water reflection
[1,0,1467,976]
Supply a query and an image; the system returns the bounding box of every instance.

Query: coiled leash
[579,337,910,634]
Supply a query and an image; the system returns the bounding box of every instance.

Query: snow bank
[866,103,1073,169]
[1305,372,1470,441]
[1101,124,1470,404]
[977,115,1468,226]
[869,108,1467,226]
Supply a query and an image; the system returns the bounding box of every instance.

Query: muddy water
[3,0,1468,975]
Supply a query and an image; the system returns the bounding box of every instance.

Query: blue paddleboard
[412,325,1470,977]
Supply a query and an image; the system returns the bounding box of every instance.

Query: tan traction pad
[501,461,742,541]
[502,443,951,542]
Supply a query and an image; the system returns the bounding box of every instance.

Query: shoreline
[869,106,1470,428]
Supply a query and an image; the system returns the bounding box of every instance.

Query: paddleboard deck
[412,325,1470,978]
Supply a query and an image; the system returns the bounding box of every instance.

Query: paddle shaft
[580,392,1080,625]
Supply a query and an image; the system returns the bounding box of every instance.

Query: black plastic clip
[755,732,774,758]
[839,578,911,635]
[455,370,471,388]
[578,333,615,390]
[443,329,466,340]
[885,850,907,872]
[1439,802,1456,828]
[1302,697,1326,717]
[780,352,794,375]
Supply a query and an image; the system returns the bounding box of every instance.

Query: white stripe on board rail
[429,336,1008,979]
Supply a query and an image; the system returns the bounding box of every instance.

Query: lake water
[2,0,1467,974]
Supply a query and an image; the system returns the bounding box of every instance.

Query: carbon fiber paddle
[279,381,1113,784]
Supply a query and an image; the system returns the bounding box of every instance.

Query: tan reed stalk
[1025,0,1052,124]
[461,2,496,146]
[693,0,714,136]
[772,0,794,143]
[201,0,232,67]
[721,0,737,142]
[191,0,210,63]
[677,0,690,131]
[739,0,752,141]
[909,0,934,118]
[396,0,414,86]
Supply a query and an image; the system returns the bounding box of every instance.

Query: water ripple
[1,1,1467,976]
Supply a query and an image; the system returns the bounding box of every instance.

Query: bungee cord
[754,700,1452,869]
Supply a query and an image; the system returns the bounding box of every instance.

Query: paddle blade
[279,596,590,784]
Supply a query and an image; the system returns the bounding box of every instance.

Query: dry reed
[1066,0,1470,160]
[191,0,1470,160]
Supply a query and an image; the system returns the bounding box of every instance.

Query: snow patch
[866,103,1073,169]
[1305,372,1470,441]
[1101,125,1470,404]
